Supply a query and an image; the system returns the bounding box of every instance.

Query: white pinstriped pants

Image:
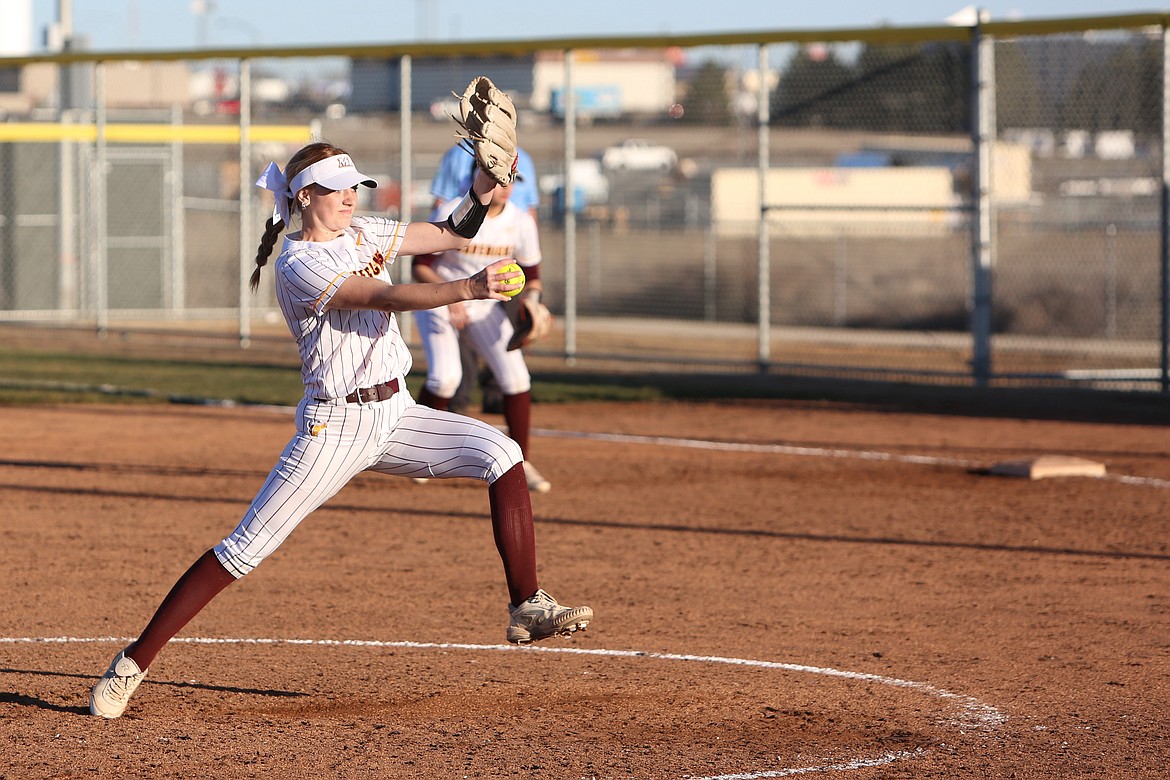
[213,385,522,578]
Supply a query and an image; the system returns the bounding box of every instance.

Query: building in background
[348,48,680,120]
[349,55,536,114]
[531,49,678,119]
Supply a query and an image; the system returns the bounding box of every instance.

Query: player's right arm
[327,258,520,313]
[399,169,501,256]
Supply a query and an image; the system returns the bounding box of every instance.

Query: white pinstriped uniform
[414,199,539,398]
[213,215,523,578]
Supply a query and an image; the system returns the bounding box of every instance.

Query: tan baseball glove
[452,76,519,186]
[507,296,553,351]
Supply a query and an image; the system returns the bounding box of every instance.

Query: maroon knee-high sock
[125,549,236,670]
[415,386,450,411]
[488,462,538,605]
[502,391,531,460]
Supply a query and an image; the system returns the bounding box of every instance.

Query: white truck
[601,139,677,172]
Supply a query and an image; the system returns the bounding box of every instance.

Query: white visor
[288,154,378,194]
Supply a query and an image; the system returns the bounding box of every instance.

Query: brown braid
[250,217,285,292]
[249,141,351,293]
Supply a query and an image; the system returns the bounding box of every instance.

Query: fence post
[1105,223,1117,339]
[704,225,717,321]
[399,54,413,344]
[57,2,77,313]
[1161,24,1170,394]
[94,61,108,338]
[169,104,185,312]
[563,50,578,365]
[834,232,847,327]
[756,43,771,370]
[237,58,252,348]
[970,24,995,387]
[58,111,77,312]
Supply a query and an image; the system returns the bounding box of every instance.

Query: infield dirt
[1,399,1167,778]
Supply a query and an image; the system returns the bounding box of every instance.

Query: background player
[412,175,553,493]
[89,141,591,719]
[430,144,541,415]
[433,144,540,215]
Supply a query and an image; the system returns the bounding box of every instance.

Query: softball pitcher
[412,179,554,493]
[89,141,592,719]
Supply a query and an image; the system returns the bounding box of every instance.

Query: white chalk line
[536,428,1170,489]
[4,635,1003,779]
[536,428,977,468]
[1101,472,1170,489]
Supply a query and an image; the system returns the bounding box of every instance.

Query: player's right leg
[90,398,380,717]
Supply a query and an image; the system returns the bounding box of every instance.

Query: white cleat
[523,461,551,494]
[90,649,147,719]
[507,589,592,644]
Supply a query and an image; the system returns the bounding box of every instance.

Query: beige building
[1,60,193,116]
[712,142,1033,237]
[531,49,678,117]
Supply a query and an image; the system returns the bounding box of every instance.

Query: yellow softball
[498,262,525,298]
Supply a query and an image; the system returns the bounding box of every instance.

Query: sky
[17,1,1164,53]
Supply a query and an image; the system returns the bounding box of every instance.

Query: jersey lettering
[461,243,514,258]
[356,251,387,278]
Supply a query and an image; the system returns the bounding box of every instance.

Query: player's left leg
[372,402,591,641]
[369,402,534,600]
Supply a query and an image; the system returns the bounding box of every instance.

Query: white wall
[0,0,33,55]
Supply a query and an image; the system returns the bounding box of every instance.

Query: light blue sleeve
[431,145,541,213]
[512,149,540,213]
[429,145,475,201]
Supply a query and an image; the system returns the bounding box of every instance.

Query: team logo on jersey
[357,251,387,278]
[310,422,327,436]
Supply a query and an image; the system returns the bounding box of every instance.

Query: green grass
[0,349,305,406]
[0,347,695,407]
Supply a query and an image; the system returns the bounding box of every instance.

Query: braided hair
[250,141,349,292]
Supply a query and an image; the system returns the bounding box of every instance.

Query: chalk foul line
[4,634,1003,779]
[536,428,1170,489]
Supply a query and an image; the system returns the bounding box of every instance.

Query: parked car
[539,158,611,213]
[601,139,678,172]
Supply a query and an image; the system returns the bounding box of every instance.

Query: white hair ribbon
[255,161,292,227]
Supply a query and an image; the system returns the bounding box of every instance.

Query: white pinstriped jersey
[275,215,408,401]
[428,199,541,281]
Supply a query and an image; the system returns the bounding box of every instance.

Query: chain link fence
[1,14,1168,391]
